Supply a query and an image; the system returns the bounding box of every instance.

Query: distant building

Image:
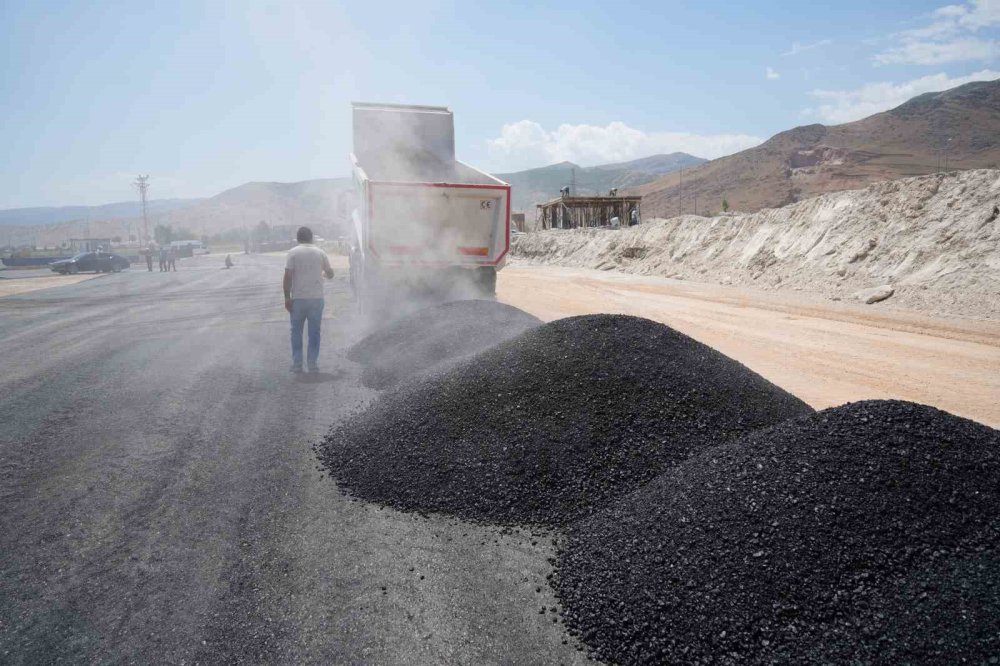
[536,195,642,230]
[69,238,112,253]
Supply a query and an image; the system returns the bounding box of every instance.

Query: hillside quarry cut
[514,169,1000,320]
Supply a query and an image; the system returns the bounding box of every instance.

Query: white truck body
[349,103,511,308]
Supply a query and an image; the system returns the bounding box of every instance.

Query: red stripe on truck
[457,246,490,256]
[387,245,422,255]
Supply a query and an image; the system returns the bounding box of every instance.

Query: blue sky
[1,0,997,208]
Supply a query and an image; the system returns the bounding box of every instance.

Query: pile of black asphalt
[320,314,813,527]
[554,400,1000,665]
[348,300,542,389]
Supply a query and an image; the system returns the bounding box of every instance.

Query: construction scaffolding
[536,194,642,230]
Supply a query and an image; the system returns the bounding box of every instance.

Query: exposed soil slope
[514,169,1000,319]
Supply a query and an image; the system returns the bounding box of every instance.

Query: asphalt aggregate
[554,400,1000,665]
[320,314,813,527]
[348,299,542,389]
[0,256,587,665]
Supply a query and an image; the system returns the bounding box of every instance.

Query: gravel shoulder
[498,262,1000,427]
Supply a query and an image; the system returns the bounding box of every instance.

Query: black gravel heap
[348,300,542,389]
[555,400,1000,665]
[320,314,812,526]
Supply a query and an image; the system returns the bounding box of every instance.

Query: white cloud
[875,37,998,64]
[874,0,999,65]
[782,39,832,57]
[805,69,1000,123]
[766,67,781,80]
[486,120,763,172]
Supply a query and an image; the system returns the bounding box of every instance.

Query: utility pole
[134,175,150,246]
[570,167,577,196]
[678,168,683,216]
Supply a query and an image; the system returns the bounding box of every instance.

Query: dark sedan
[50,251,130,274]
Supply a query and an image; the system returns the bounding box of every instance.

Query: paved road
[0,255,582,665]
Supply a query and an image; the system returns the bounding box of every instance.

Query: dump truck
[348,102,511,314]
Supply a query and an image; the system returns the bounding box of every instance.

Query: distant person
[145,244,154,272]
[158,246,168,272]
[630,208,639,226]
[283,226,334,373]
[167,247,177,272]
[224,254,233,269]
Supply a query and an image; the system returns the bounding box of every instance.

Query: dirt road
[0,255,581,665]
[498,263,1000,427]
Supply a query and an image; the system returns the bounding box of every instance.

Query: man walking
[283,226,334,373]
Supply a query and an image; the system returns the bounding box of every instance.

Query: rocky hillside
[635,79,1000,217]
[514,169,1000,320]
[498,153,705,211]
[3,178,353,247]
[151,178,353,236]
[0,198,201,228]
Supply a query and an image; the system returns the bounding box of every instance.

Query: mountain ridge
[497,152,706,210]
[634,78,1000,216]
[4,77,998,244]
[0,198,202,228]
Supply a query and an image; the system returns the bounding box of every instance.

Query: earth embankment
[514,169,1000,319]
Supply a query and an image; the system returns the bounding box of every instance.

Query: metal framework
[536,194,642,230]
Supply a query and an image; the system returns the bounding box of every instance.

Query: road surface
[0,255,582,665]
[498,264,1000,427]
[3,256,997,665]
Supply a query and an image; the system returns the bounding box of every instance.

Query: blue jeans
[290,298,324,369]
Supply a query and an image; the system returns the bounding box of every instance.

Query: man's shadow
[295,371,341,384]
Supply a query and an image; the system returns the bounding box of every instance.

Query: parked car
[50,251,130,274]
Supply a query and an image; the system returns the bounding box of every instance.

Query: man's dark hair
[296,226,313,243]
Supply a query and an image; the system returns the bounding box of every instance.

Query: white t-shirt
[285,244,331,300]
